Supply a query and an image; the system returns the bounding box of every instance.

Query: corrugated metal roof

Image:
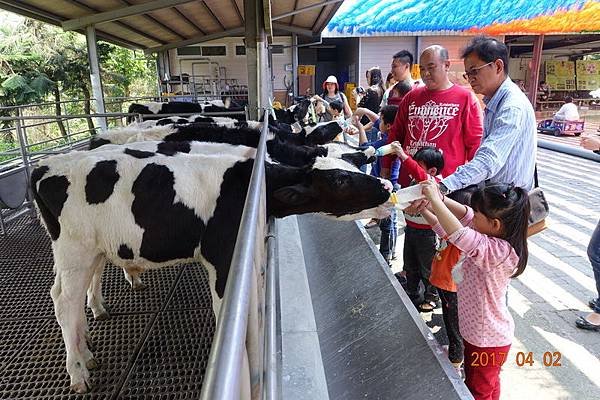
[323,0,600,37]
[0,0,343,52]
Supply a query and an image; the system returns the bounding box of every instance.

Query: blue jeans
[379,207,397,262]
[588,219,600,313]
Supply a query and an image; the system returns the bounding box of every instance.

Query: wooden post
[527,34,544,110]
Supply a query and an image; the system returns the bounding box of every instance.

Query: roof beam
[68,0,166,45]
[62,0,197,31]
[199,1,226,30]
[272,0,342,21]
[231,0,244,24]
[272,22,313,37]
[144,27,245,54]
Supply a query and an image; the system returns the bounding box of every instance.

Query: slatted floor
[0,216,215,399]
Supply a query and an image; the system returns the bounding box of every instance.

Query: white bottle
[375,144,394,157]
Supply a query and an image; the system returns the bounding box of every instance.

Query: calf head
[267,157,392,220]
[303,121,343,145]
[322,143,376,168]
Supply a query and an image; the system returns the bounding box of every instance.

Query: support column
[292,34,298,97]
[245,0,260,120]
[85,25,107,131]
[527,34,544,110]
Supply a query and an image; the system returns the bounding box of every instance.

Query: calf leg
[51,248,98,393]
[86,256,109,320]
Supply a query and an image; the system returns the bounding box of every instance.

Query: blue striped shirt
[442,78,537,191]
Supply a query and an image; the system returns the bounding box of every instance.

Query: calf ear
[272,185,312,206]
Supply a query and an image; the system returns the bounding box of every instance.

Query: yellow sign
[576,60,600,91]
[298,65,315,75]
[545,61,575,91]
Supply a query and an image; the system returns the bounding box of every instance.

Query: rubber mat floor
[0,215,215,399]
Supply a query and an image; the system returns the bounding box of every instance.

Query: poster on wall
[576,60,600,91]
[545,61,576,91]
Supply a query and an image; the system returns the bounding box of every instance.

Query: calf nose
[379,178,393,193]
[363,146,376,158]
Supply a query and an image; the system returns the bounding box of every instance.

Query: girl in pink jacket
[419,180,529,400]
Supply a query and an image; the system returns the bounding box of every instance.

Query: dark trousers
[403,226,438,304]
[464,341,511,400]
[439,289,463,363]
[589,219,600,312]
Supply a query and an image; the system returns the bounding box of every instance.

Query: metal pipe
[85,25,107,131]
[200,109,269,400]
[538,138,600,162]
[263,220,280,400]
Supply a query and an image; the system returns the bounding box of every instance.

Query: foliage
[0,11,156,145]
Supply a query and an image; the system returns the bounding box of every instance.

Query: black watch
[439,182,450,195]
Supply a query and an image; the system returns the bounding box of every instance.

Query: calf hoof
[70,381,90,394]
[95,311,110,321]
[132,281,147,291]
[86,358,99,370]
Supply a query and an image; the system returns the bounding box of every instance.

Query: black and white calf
[31,145,393,392]
[127,100,245,123]
[89,120,371,168]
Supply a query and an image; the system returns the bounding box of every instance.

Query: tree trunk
[53,86,68,137]
[82,86,95,132]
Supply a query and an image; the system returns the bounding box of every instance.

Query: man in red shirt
[381,45,483,311]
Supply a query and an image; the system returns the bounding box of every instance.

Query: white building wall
[359,37,416,88]
[167,36,292,91]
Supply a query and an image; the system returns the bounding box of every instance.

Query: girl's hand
[390,141,407,159]
[420,180,442,202]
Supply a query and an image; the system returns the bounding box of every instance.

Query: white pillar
[292,34,298,97]
[85,25,107,131]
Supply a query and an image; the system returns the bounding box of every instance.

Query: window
[176,45,227,57]
[236,45,246,56]
[177,46,201,56]
[201,46,226,56]
[271,45,285,54]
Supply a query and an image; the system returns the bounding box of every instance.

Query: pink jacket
[432,207,519,347]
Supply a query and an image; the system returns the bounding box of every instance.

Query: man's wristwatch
[439,182,450,195]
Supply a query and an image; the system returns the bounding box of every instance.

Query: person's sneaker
[418,298,441,312]
[394,271,407,286]
[589,298,599,310]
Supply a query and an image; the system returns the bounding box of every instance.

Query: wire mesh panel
[0,218,216,399]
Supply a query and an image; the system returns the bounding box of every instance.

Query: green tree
[0,12,156,143]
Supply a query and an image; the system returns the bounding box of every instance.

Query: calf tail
[30,166,69,241]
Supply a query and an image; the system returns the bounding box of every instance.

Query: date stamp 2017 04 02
[469,351,562,367]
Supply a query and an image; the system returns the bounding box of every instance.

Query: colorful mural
[324,0,600,36]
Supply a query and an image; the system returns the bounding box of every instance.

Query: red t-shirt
[383,84,483,188]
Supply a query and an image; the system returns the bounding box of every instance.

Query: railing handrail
[200,109,270,400]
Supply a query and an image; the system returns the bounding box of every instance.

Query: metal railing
[200,109,275,400]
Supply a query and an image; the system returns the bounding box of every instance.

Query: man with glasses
[380,45,483,315]
[439,36,537,195]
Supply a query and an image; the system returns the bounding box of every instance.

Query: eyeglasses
[463,61,494,80]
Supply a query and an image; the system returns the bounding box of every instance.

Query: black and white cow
[127,100,245,123]
[89,121,372,169]
[31,145,393,392]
